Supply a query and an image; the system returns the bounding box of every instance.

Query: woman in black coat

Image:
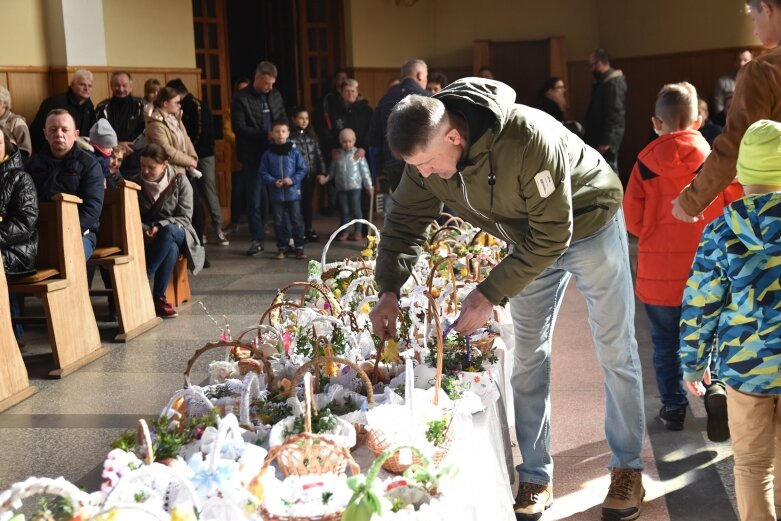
[0,126,38,342]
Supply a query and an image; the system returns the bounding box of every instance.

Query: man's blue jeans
[246,167,268,244]
[271,200,305,249]
[644,304,689,410]
[338,189,363,234]
[509,209,645,485]
[145,224,185,299]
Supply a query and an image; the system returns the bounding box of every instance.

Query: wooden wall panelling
[352,67,398,108]
[0,73,8,89]
[568,46,764,182]
[6,72,51,124]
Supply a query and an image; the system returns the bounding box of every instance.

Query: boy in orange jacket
[624,81,740,433]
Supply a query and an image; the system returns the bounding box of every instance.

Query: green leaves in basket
[282,408,338,438]
[424,335,498,373]
[425,418,448,446]
[34,495,75,521]
[343,475,383,521]
[404,463,458,497]
[441,374,464,401]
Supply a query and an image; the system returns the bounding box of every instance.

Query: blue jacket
[27,145,105,234]
[681,193,781,394]
[259,143,307,203]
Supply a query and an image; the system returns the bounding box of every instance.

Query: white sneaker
[215,231,230,246]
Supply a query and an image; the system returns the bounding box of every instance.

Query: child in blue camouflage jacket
[680,119,781,521]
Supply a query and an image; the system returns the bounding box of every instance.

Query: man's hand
[317,175,327,185]
[370,292,399,339]
[671,196,702,223]
[354,147,366,160]
[453,288,493,336]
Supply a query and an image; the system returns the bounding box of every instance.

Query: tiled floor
[0,217,738,520]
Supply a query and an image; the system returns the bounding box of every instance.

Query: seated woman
[536,77,568,122]
[138,143,204,318]
[0,127,38,342]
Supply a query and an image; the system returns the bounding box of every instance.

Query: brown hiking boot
[514,482,553,520]
[602,468,644,521]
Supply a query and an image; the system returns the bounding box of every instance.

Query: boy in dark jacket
[260,121,307,259]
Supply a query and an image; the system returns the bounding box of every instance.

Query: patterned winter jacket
[290,127,325,179]
[325,148,372,192]
[680,193,781,394]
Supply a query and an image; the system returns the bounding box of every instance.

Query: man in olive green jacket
[369,78,646,521]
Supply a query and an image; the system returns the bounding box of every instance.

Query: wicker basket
[365,425,453,475]
[260,281,340,327]
[320,218,381,269]
[0,476,93,521]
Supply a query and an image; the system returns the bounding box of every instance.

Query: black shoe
[203,256,211,269]
[246,241,264,256]
[704,383,730,442]
[658,406,686,431]
[306,230,319,242]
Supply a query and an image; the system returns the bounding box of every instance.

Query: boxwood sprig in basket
[424,332,498,373]
[283,408,339,438]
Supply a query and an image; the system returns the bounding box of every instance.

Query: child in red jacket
[624,81,741,432]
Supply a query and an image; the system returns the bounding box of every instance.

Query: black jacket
[95,95,146,142]
[29,89,96,153]
[231,86,287,169]
[322,98,373,154]
[290,127,326,179]
[27,145,105,234]
[0,149,38,275]
[585,68,627,158]
[180,93,215,158]
[368,78,430,190]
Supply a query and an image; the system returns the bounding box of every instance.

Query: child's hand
[284,177,293,186]
[317,175,327,185]
[275,179,284,188]
[684,380,706,398]
[366,186,374,196]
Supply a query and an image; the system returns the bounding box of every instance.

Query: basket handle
[0,477,92,521]
[283,353,375,405]
[426,257,459,313]
[183,341,237,388]
[103,463,202,513]
[259,431,361,479]
[136,418,154,465]
[161,387,215,419]
[321,218,381,266]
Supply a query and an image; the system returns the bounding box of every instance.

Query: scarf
[164,112,187,151]
[142,169,172,202]
[269,141,293,155]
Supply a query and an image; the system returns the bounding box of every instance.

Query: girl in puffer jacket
[318,128,373,241]
[0,127,38,342]
[289,107,326,242]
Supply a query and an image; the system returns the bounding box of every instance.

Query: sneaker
[306,230,319,242]
[215,230,230,246]
[202,256,211,269]
[295,248,307,260]
[222,223,239,236]
[658,406,686,431]
[602,468,644,521]
[155,297,178,319]
[336,233,347,242]
[246,241,264,256]
[514,482,553,520]
[704,383,730,442]
[275,248,287,260]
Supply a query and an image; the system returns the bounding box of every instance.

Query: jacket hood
[0,149,23,175]
[434,78,516,135]
[724,193,781,254]
[637,130,709,179]
[603,68,624,82]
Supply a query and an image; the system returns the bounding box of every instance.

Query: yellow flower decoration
[170,505,198,521]
[359,303,371,315]
[381,338,401,363]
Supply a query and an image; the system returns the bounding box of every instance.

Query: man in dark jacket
[29,70,95,153]
[322,78,373,160]
[369,79,645,521]
[95,71,146,155]
[368,59,430,200]
[231,61,287,256]
[585,48,627,177]
[167,78,228,247]
[27,109,104,259]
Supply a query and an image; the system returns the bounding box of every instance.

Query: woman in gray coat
[138,143,204,318]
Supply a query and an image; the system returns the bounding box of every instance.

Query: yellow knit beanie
[737,119,781,186]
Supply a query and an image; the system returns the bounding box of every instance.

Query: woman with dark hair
[138,143,204,318]
[536,77,568,122]
[289,106,326,241]
[0,126,38,342]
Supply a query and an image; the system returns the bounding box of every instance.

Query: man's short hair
[401,59,427,78]
[655,81,699,131]
[111,71,132,83]
[166,78,189,95]
[428,71,448,88]
[0,86,12,110]
[387,94,447,158]
[255,61,278,78]
[592,48,611,66]
[45,108,76,128]
[71,69,93,84]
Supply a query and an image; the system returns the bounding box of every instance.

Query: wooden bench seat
[8,194,108,378]
[164,254,191,307]
[87,180,161,341]
[9,268,60,284]
[0,252,38,411]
